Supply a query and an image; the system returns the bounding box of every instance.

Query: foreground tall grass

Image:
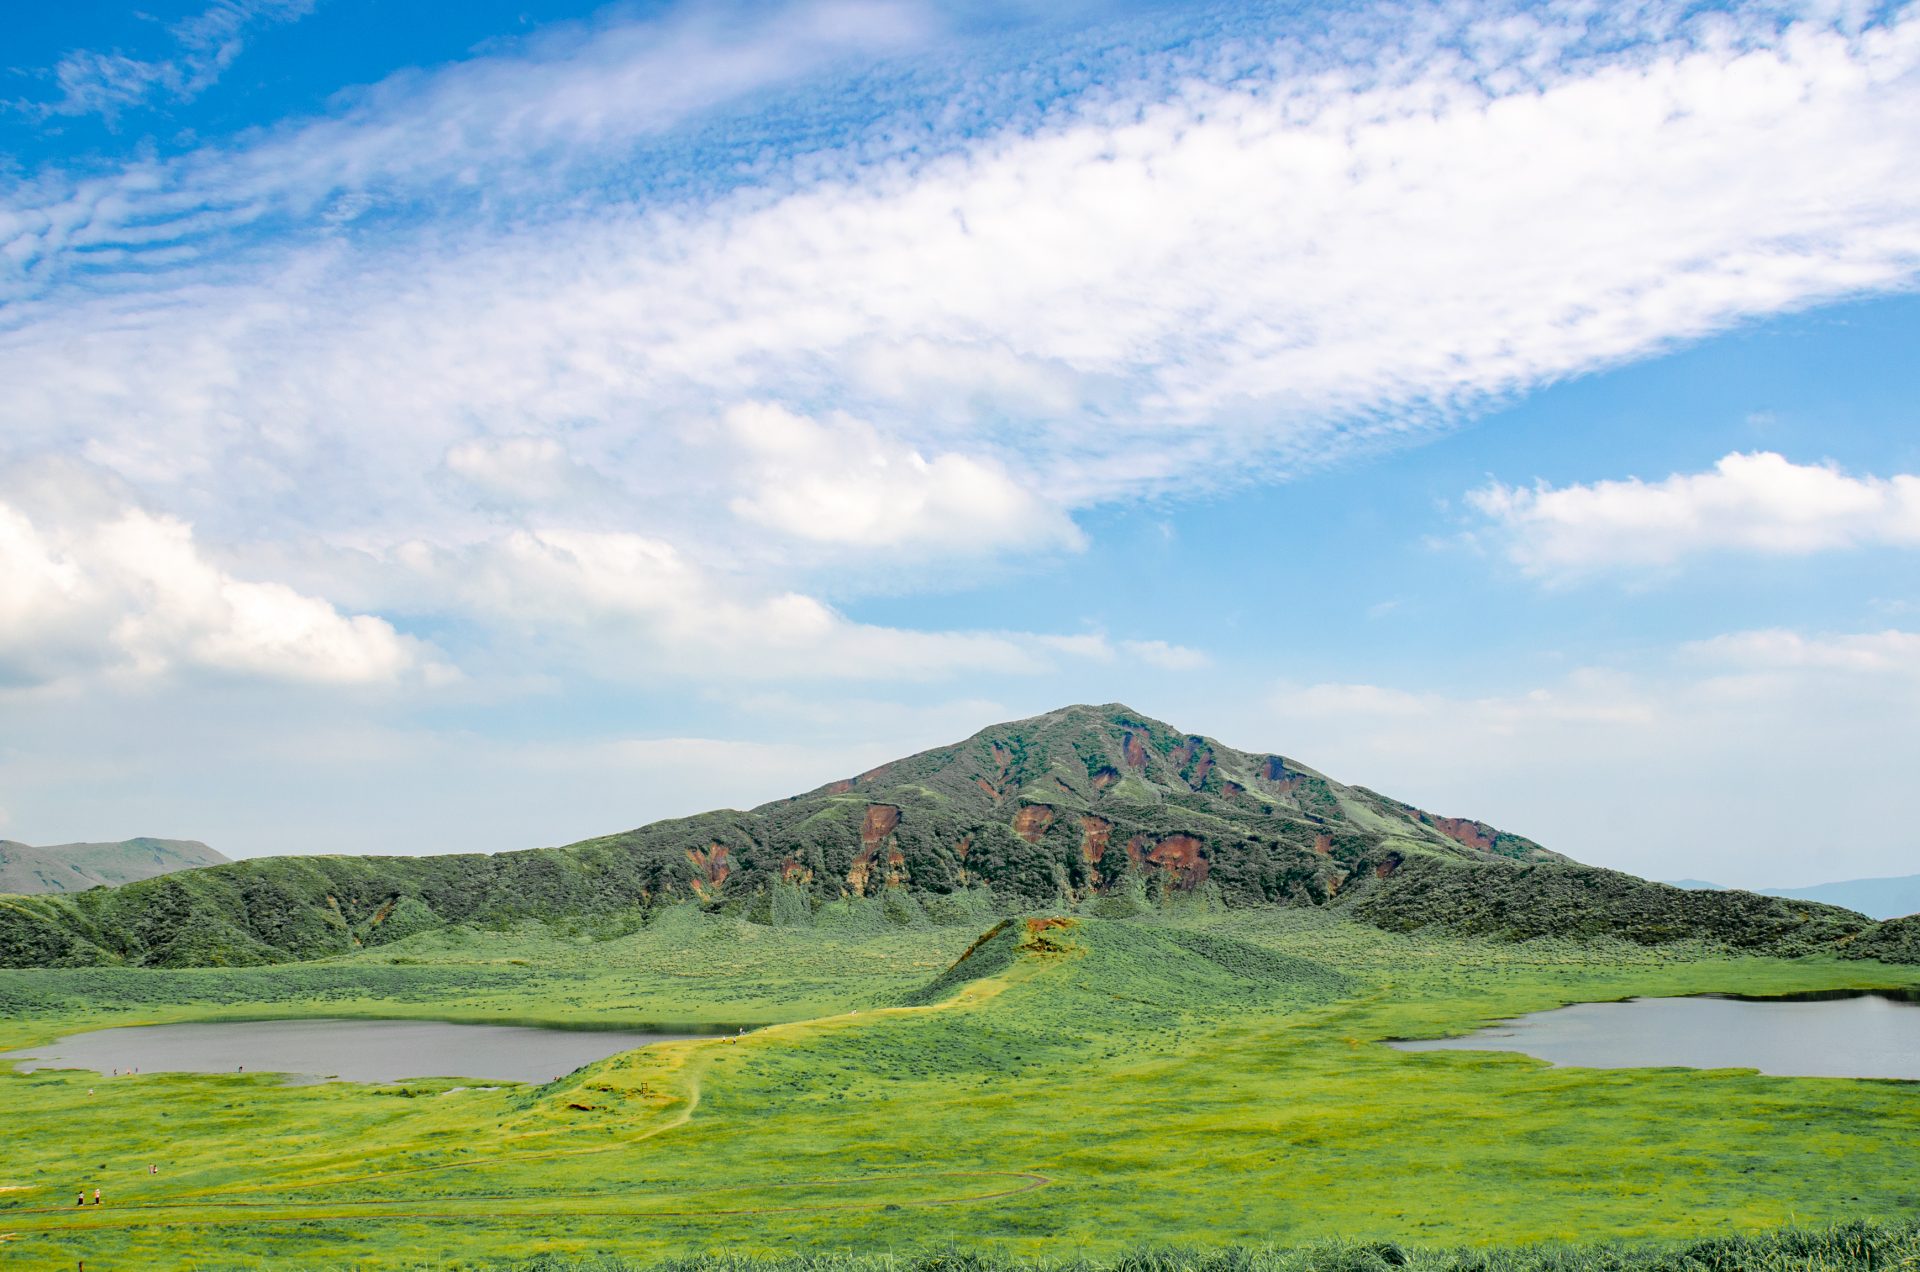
[497,1221,1920,1272]
[6,910,1918,1268]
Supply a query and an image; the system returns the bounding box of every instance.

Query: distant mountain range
[1666,875,1920,921]
[2,704,1914,968]
[0,837,228,895]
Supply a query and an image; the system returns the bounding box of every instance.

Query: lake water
[1390,991,1920,1080]
[0,1018,726,1084]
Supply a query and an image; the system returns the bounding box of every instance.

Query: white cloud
[9,2,1920,558]
[1119,639,1210,672]
[1686,627,1920,676]
[1470,452,1920,577]
[4,0,934,295]
[33,0,314,120]
[721,402,1079,553]
[1257,631,1920,885]
[403,526,1058,681]
[445,436,605,507]
[0,499,447,689]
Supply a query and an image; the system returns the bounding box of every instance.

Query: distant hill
[1669,874,1920,921]
[0,837,228,896]
[0,704,1906,968]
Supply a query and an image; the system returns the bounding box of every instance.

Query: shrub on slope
[1349,854,1872,955]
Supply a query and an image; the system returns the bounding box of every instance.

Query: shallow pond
[0,1017,733,1084]
[1390,991,1920,1080]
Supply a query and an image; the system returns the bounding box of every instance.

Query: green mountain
[0,837,228,896]
[0,704,1907,968]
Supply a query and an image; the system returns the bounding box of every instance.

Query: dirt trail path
[4,978,1049,1242]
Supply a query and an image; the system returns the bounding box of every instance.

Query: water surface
[0,1018,722,1084]
[1390,992,1920,1080]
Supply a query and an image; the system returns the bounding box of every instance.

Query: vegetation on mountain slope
[0,705,1900,967]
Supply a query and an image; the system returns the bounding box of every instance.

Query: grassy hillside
[0,837,226,895]
[0,705,1900,968]
[3,907,1918,1267]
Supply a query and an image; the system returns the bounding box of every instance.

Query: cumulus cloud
[1470,452,1920,577]
[721,402,1080,552]
[0,499,448,689]
[399,526,1059,681]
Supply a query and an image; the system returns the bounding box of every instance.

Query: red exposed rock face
[1023,915,1076,955]
[858,763,892,784]
[862,805,901,848]
[1422,815,1497,852]
[1012,805,1054,844]
[847,805,902,896]
[1224,781,1245,798]
[827,779,854,795]
[779,856,813,885]
[976,742,1016,802]
[1312,833,1334,855]
[1375,852,1404,879]
[1091,766,1121,791]
[1121,833,1208,889]
[687,843,731,900]
[1263,756,1303,794]
[1168,739,1214,788]
[1122,731,1149,769]
[1146,834,1208,888]
[1079,815,1112,865]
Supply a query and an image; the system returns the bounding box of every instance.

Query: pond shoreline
[1388,990,1920,1080]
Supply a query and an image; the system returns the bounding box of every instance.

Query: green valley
[2,707,1916,1269]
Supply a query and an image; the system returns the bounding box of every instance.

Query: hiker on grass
[93,1189,101,1205]
[75,1192,83,1207]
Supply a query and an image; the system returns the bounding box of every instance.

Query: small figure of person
[76,1191,84,1207]
[148,1163,157,1176]
[92,1188,101,1205]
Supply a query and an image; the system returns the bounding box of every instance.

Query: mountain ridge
[0,837,228,896]
[0,704,1906,968]
[1668,873,1920,921]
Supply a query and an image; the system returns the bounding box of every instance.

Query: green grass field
[2,907,1917,1270]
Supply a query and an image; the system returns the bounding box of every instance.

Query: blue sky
[2,0,1916,886]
